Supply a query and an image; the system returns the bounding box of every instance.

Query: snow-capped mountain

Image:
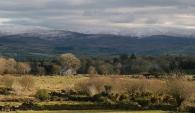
[0,25,195,38]
[0,25,195,58]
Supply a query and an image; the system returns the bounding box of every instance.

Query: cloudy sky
[0,0,195,35]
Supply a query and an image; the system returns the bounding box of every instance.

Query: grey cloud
[0,0,195,34]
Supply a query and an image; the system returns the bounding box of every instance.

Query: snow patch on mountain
[0,25,195,38]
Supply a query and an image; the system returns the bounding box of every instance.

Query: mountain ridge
[0,29,195,59]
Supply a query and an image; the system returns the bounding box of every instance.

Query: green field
[0,110,170,113]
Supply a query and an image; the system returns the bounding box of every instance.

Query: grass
[0,102,21,106]
[0,75,194,97]
[0,101,94,107]
[0,75,167,109]
[0,110,171,113]
[0,75,89,97]
[0,75,193,112]
[33,75,88,91]
[37,101,95,105]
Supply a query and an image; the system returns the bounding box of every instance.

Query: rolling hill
[0,30,195,59]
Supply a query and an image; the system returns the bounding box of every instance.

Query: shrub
[86,85,99,97]
[147,79,166,95]
[178,101,193,112]
[19,76,35,90]
[135,97,151,107]
[119,93,129,101]
[16,62,31,75]
[127,79,148,97]
[75,81,99,96]
[35,89,50,101]
[104,85,112,95]
[75,76,130,97]
[2,75,15,88]
[166,78,193,108]
[75,77,107,96]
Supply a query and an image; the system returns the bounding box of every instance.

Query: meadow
[0,75,194,113]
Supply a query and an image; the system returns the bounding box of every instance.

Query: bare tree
[16,62,31,75]
[0,57,31,75]
[5,58,17,74]
[59,53,81,75]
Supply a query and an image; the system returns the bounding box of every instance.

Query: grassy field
[0,75,166,105]
[19,75,167,90]
[34,75,89,91]
[0,110,171,113]
[0,75,194,99]
[0,75,88,89]
[0,75,193,113]
[0,75,89,99]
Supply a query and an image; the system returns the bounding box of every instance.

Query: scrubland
[0,75,194,113]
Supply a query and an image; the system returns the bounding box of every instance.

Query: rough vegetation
[0,75,193,112]
[19,75,35,90]
[0,53,194,112]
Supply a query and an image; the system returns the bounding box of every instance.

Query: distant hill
[0,30,195,59]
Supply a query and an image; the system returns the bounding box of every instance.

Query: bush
[119,93,129,101]
[86,85,99,97]
[166,78,193,108]
[75,76,129,97]
[127,79,148,97]
[75,82,99,96]
[35,89,50,101]
[104,85,112,95]
[16,62,31,74]
[19,76,35,90]
[1,75,15,88]
[74,77,107,96]
[135,97,151,107]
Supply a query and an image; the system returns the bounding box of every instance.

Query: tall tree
[59,53,81,75]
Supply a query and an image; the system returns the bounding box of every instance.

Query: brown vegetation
[75,76,195,112]
[19,76,35,90]
[1,75,15,88]
[166,78,193,109]
[0,57,30,75]
[0,75,193,112]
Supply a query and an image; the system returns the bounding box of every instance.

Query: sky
[0,0,195,35]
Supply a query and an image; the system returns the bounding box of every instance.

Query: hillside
[0,30,195,58]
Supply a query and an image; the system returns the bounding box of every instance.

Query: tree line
[1,53,195,76]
